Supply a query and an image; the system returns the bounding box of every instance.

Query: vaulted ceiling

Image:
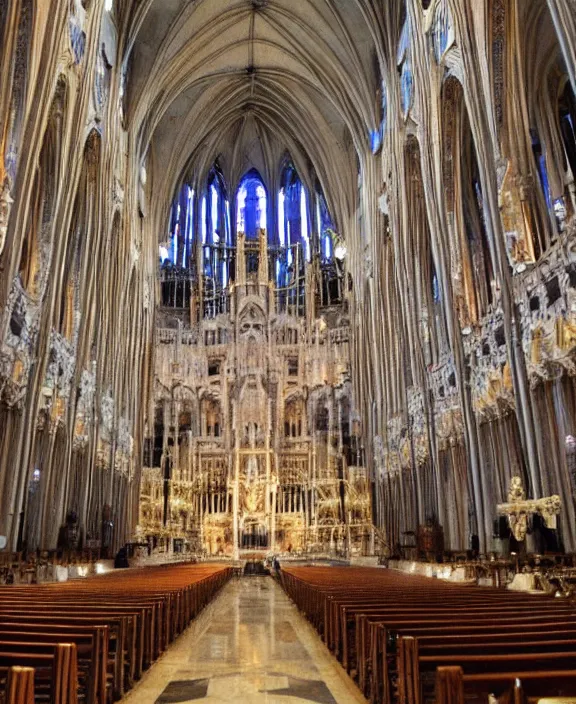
[125,0,385,233]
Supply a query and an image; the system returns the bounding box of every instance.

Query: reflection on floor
[121,575,366,703]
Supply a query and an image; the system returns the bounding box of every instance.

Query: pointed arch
[18,76,68,296]
[442,76,495,324]
[236,168,268,241]
[405,137,448,368]
[56,130,102,340]
[2,0,34,187]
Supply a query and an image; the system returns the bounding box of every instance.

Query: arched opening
[315,401,329,433]
[201,397,222,438]
[284,398,304,438]
[236,169,267,240]
[57,131,101,340]
[273,161,309,312]
[160,182,194,309]
[278,160,310,255]
[315,186,344,308]
[18,78,67,297]
[405,138,448,366]
[201,166,233,309]
[2,0,33,188]
[442,77,495,325]
[525,0,576,245]
[558,79,576,217]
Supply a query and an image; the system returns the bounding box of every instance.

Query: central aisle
[122,575,366,703]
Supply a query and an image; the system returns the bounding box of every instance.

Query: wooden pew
[0,629,105,704]
[0,643,77,704]
[281,566,576,704]
[3,666,34,704]
[398,637,576,704]
[436,666,576,703]
[0,563,232,703]
[366,610,576,703]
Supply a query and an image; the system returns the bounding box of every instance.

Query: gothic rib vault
[0,0,575,559]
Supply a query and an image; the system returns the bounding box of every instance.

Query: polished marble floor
[121,575,366,703]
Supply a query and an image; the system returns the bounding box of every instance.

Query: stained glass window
[236,170,267,239]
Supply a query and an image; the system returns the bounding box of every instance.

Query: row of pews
[281,566,576,703]
[0,562,232,703]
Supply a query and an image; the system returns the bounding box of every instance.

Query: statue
[58,510,81,553]
[246,455,258,485]
[506,476,528,541]
[556,317,576,353]
[101,504,114,559]
[497,476,562,542]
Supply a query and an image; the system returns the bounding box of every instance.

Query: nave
[4,560,576,702]
[122,575,364,704]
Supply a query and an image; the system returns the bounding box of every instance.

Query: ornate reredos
[237,377,268,443]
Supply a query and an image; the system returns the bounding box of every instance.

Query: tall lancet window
[279,163,309,251]
[316,191,335,261]
[236,169,267,239]
[162,184,194,267]
[207,166,228,245]
[204,166,232,290]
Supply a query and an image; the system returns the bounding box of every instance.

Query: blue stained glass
[538,154,552,209]
[400,59,414,116]
[319,193,333,235]
[69,17,86,65]
[211,185,219,243]
[432,271,441,303]
[278,189,286,247]
[225,200,231,244]
[187,188,194,243]
[301,188,310,261]
[236,170,267,239]
[201,196,207,244]
[397,17,410,65]
[433,4,452,63]
[382,87,388,135]
[370,130,382,154]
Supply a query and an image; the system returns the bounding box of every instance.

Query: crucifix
[497,476,561,542]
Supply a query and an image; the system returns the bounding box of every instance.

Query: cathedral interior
[2,0,576,701]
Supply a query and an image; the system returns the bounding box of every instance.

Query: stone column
[270,482,277,553]
[233,446,240,560]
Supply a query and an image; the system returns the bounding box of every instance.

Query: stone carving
[373,435,386,476]
[46,331,76,400]
[497,477,562,541]
[73,368,96,449]
[100,391,115,443]
[0,177,14,257]
[113,177,124,207]
[116,416,134,458]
